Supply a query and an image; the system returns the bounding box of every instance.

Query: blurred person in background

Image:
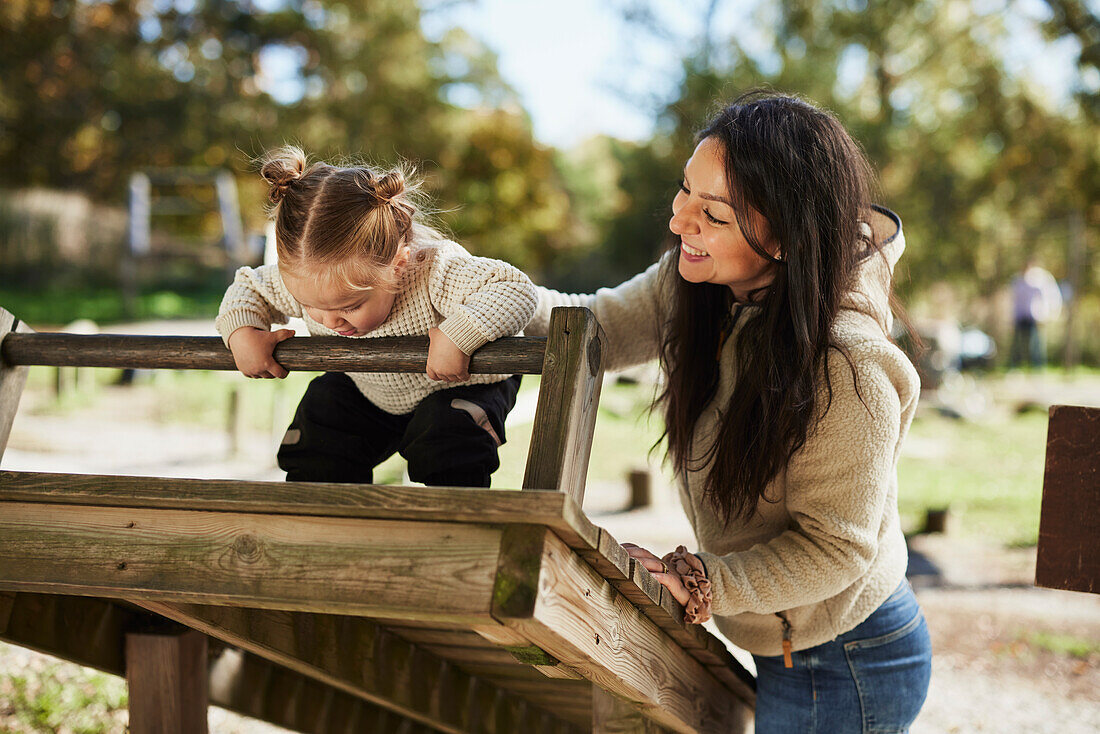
[1010,257,1062,369]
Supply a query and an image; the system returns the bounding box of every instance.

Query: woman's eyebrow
[682,167,734,207]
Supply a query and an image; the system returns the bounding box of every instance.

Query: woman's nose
[669,206,696,236]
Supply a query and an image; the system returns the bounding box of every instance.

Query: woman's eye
[704,209,727,225]
[678,180,690,194]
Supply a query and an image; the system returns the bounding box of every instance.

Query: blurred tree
[0,0,580,272]
[608,0,1096,310]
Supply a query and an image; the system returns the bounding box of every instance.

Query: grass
[897,409,1049,546]
[0,279,224,328]
[0,644,127,733]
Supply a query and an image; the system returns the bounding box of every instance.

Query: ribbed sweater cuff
[215,312,271,347]
[438,310,490,355]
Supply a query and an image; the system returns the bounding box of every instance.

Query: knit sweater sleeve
[695,340,918,616]
[525,257,667,372]
[214,264,303,347]
[427,243,539,355]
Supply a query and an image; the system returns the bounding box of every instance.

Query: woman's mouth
[681,242,709,259]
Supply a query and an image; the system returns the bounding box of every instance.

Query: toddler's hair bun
[374,170,406,204]
[260,145,308,204]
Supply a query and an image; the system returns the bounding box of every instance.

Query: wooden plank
[0,471,598,549]
[1036,405,1100,594]
[0,332,546,375]
[523,307,605,505]
[593,529,754,696]
[134,600,585,734]
[126,628,209,734]
[210,649,439,734]
[0,592,445,734]
[0,502,500,621]
[592,686,669,734]
[0,308,31,463]
[0,592,143,674]
[492,528,752,734]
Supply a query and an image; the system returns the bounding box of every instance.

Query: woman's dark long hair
[658,90,880,524]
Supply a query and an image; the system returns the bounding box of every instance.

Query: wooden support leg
[0,308,31,464]
[523,306,605,505]
[592,686,664,733]
[126,627,209,734]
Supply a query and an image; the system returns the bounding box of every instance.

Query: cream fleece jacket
[215,238,538,415]
[526,207,920,656]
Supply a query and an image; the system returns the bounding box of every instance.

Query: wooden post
[0,308,30,464]
[627,469,651,510]
[1036,405,1100,594]
[126,627,209,734]
[523,307,605,506]
[592,686,665,733]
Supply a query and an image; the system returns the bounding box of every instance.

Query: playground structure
[0,306,755,733]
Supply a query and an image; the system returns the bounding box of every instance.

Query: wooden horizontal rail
[0,333,547,374]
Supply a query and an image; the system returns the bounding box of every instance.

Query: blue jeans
[752,580,932,733]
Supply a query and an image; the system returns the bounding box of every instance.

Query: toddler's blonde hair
[259,145,437,293]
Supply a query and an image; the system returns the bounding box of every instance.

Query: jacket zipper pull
[780,616,793,669]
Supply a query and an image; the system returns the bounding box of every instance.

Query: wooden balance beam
[0,306,754,734]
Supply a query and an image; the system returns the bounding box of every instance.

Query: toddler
[216,146,537,487]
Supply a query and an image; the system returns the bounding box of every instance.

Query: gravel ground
[1,370,1098,733]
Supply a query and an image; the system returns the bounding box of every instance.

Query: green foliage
[0,648,128,733]
[0,0,583,277]
[598,0,1098,364]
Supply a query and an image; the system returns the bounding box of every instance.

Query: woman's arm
[215,264,303,346]
[696,341,919,616]
[526,257,669,373]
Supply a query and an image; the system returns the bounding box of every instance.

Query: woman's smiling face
[669,136,777,300]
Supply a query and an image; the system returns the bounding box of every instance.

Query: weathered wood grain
[134,601,586,733]
[210,648,440,734]
[1036,405,1100,594]
[595,529,755,698]
[0,592,445,734]
[523,307,605,504]
[0,471,598,550]
[592,686,670,734]
[126,628,209,734]
[0,308,31,463]
[492,528,753,734]
[0,332,546,374]
[0,502,500,621]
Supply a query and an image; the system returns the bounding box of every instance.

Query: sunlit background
[1,1,1098,732]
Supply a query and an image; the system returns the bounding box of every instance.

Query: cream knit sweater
[215,238,538,415]
[526,207,920,656]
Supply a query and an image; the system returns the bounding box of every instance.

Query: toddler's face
[282,269,398,337]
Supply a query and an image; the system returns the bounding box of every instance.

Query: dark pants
[277,372,521,487]
[1010,318,1044,368]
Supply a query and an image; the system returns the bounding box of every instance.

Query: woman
[526,91,932,732]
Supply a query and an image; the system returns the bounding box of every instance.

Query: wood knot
[126,521,135,529]
[116,562,127,571]
[594,633,600,645]
[587,338,601,376]
[232,534,264,563]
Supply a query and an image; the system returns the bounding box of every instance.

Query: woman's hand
[622,542,692,607]
[427,327,471,382]
[227,326,294,378]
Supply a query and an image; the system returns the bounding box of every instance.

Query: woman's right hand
[227,326,295,378]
